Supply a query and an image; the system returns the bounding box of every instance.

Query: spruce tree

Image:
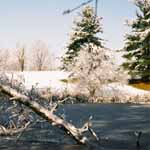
[62,5,103,70]
[122,0,150,82]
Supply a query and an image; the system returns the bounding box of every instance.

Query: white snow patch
[103,83,149,96]
[2,71,149,96]
[4,71,72,93]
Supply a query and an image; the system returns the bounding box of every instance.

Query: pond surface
[1,104,150,150]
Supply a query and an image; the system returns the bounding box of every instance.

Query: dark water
[1,104,150,150]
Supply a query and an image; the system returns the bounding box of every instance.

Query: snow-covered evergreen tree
[62,5,103,70]
[123,0,150,81]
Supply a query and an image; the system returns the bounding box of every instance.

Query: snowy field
[3,71,150,96]
[3,71,72,94]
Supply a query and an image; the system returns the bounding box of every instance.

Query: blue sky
[0,0,136,56]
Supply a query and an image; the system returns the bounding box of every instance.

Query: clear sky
[0,0,137,57]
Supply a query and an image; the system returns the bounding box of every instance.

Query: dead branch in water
[0,84,99,144]
[0,121,30,136]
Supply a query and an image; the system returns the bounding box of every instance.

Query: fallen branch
[89,127,100,141]
[0,122,30,136]
[81,116,100,141]
[50,103,58,113]
[0,84,99,144]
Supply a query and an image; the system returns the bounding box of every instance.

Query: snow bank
[102,83,149,96]
[4,71,72,93]
[3,71,149,96]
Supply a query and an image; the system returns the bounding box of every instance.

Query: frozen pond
[1,104,150,150]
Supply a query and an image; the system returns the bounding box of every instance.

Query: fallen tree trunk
[0,84,98,144]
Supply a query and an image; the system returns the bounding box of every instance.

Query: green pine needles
[62,6,103,70]
[123,0,150,82]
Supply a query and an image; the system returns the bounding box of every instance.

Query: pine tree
[62,5,103,70]
[122,0,150,82]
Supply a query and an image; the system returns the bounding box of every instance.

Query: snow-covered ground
[102,83,149,96]
[3,71,149,96]
[4,71,72,93]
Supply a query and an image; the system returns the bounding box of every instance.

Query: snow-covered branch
[0,83,99,144]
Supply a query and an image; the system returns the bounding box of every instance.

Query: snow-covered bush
[72,43,128,101]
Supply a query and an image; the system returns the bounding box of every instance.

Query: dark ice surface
[1,104,150,150]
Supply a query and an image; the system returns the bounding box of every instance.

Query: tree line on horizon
[0,40,56,71]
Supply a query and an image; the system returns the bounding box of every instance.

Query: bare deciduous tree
[16,45,26,72]
[0,49,9,71]
[30,41,52,71]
